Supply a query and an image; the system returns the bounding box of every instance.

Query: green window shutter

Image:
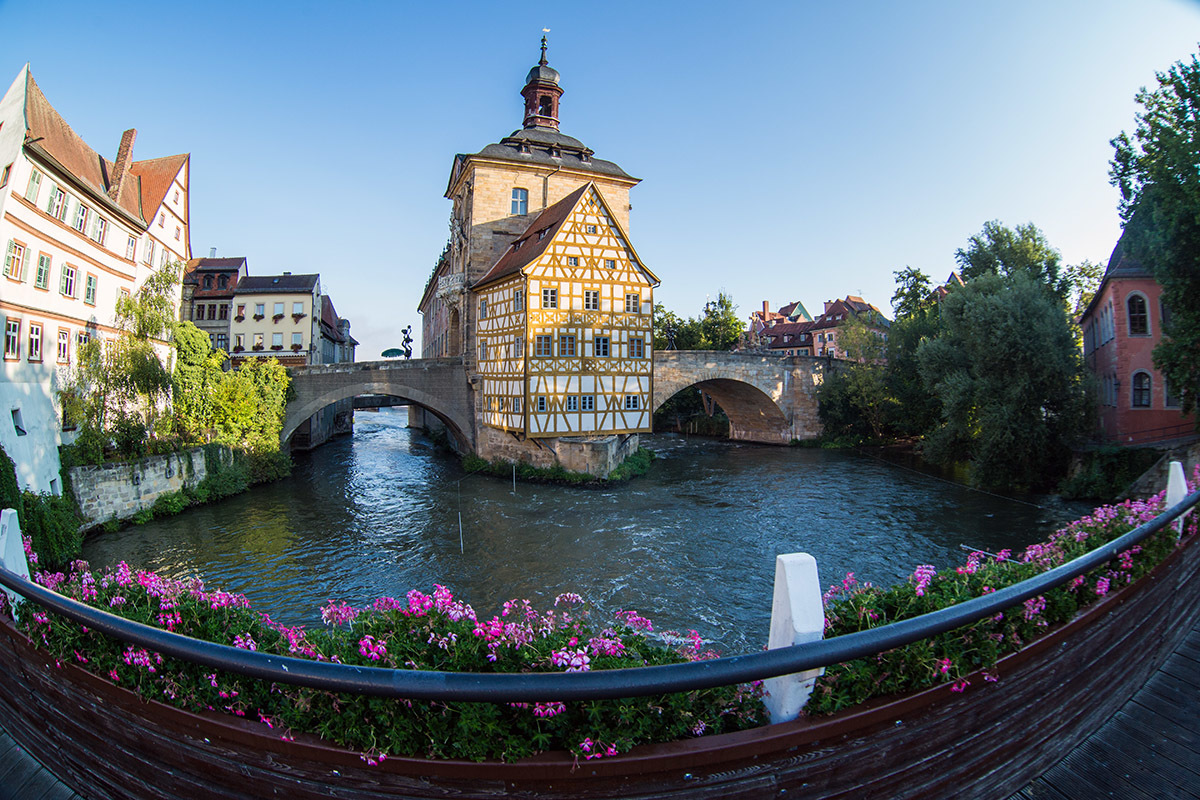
[4,240,12,275]
[18,245,29,281]
[46,185,56,214]
[59,267,68,294]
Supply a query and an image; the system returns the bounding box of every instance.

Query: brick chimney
[107,129,137,201]
[763,301,770,316]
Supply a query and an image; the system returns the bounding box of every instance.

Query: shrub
[130,508,154,525]
[112,415,147,460]
[17,491,82,569]
[1059,446,1162,501]
[151,491,188,518]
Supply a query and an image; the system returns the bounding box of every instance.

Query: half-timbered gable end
[473,182,659,439]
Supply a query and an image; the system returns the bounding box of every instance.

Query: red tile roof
[22,70,188,226]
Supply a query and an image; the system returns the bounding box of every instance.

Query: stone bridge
[283,358,473,449]
[284,352,828,452]
[653,351,828,444]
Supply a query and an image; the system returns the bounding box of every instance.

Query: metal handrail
[1,488,1197,703]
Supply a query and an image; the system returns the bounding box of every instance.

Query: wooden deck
[1,618,1196,799]
[1008,618,1200,800]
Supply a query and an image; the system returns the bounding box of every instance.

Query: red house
[1080,235,1195,445]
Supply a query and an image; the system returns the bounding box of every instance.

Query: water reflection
[81,408,1090,653]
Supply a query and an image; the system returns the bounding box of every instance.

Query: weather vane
[540,28,550,64]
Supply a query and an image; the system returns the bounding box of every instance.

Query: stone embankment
[68,446,228,528]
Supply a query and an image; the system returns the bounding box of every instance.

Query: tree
[956,221,1070,301]
[653,294,744,351]
[822,313,894,439]
[917,272,1092,490]
[886,267,943,437]
[1110,50,1200,414]
[172,321,226,440]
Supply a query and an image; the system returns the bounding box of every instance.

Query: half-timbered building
[473,182,658,440]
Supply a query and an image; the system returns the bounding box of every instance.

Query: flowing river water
[81,408,1092,653]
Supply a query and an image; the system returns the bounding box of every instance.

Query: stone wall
[68,446,224,528]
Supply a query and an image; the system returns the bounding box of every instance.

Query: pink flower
[532,701,566,718]
[321,600,360,627]
[358,635,387,661]
[912,565,937,597]
[233,634,257,651]
[615,609,653,633]
[1022,595,1046,621]
[550,647,591,672]
[937,657,952,675]
[1095,577,1111,597]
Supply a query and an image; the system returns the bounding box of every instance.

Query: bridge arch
[284,361,474,451]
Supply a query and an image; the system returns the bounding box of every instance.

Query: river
[81,408,1092,653]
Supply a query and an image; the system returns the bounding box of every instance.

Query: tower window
[1127,294,1149,335]
[511,188,528,215]
[538,95,552,116]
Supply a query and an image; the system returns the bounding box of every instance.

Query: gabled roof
[18,67,188,226]
[1081,231,1155,321]
[235,274,319,294]
[760,320,815,349]
[811,296,890,330]
[471,182,659,292]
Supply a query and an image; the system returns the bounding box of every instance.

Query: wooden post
[0,509,31,608]
[1166,460,1190,539]
[763,552,825,723]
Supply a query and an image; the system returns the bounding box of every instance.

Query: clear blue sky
[3,0,1197,357]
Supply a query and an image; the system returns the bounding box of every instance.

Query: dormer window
[519,141,531,154]
[549,145,561,158]
[537,229,548,241]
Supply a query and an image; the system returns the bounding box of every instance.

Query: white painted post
[763,553,825,723]
[0,508,31,608]
[1166,460,1190,539]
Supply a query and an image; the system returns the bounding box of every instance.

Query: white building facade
[0,66,190,492]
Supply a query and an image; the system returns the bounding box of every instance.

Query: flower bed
[809,467,1199,713]
[11,560,765,763]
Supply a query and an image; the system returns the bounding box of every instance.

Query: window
[513,397,522,414]
[73,204,89,233]
[514,338,524,358]
[25,170,41,202]
[479,298,488,319]
[292,332,303,347]
[566,396,578,412]
[218,275,229,290]
[47,187,66,220]
[143,239,155,265]
[253,333,264,349]
[192,302,204,320]
[567,257,579,267]
[234,333,244,351]
[216,333,228,351]
[625,293,641,313]
[203,275,213,290]
[273,302,284,317]
[4,318,20,358]
[1132,371,1152,408]
[604,259,616,269]
[586,225,597,234]
[537,229,547,241]
[254,303,265,318]
[625,395,641,410]
[207,305,216,320]
[511,188,528,215]
[542,288,557,308]
[84,274,97,305]
[125,236,136,261]
[1166,379,1181,408]
[514,290,524,312]
[0,163,10,187]
[594,336,610,357]
[4,240,26,280]
[76,330,89,349]
[537,396,547,412]
[219,304,229,320]
[479,340,488,361]
[292,301,304,315]
[158,213,164,228]
[236,304,246,318]
[159,248,167,268]
[57,329,69,363]
[174,190,179,204]
[559,334,576,357]
[584,290,599,311]
[1127,294,1149,335]
[11,409,25,436]
[535,335,553,357]
[174,226,181,241]
[629,337,645,358]
[60,265,76,297]
[93,217,107,245]
[272,333,283,348]
[580,395,595,411]
[27,323,41,361]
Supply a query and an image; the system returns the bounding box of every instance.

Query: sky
[2,0,1197,358]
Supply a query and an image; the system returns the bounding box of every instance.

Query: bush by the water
[1058,446,1163,501]
[463,447,655,485]
[0,445,82,569]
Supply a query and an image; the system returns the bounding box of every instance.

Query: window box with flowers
[253,314,264,321]
[292,313,307,321]
[252,344,264,351]
[234,315,245,322]
[273,314,285,322]
[291,343,304,351]
[270,344,283,351]
[232,345,245,353]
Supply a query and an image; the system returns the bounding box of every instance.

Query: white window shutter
[18,245,29,281]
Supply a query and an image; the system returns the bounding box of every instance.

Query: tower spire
[521,36,563,130]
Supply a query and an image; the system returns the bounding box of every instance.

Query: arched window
[203,275,213,289]
[538,95,553,117]
[218,275,228,290]
[1127,293,1149,335]
[1132,371,1152,408]
[511,188,528,215]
